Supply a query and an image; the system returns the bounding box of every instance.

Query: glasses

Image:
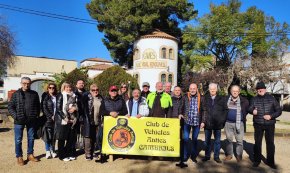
[110,90,117,92]
[48,86,55,89]
[91,89,99,92]
[22,82,31,85]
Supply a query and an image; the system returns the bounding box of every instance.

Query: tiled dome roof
[140,29,178,42]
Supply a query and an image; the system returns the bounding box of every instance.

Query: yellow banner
[102,116,180,157]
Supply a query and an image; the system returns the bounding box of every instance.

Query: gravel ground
[0,120,289,173]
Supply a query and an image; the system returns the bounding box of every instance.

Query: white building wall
[3,77,20,101]
[87,70,104,78]
[2,72,55,101]
[133,38,178,91]
[80,61,113,67]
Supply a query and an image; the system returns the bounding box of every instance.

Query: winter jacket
[101,96,128,117]
[42,93,56,128]
[248,93,282,125]
[183,92,207,125]
[225,95,249,124]
[141,90,151,99]
[82,92,103,137]
[75,89,86,122]
[147,92,172,117]
[126,96,149,116]
[120,92,130,102]
[168,95,185,118]
[8,89,40,125]
[202,95,227,130]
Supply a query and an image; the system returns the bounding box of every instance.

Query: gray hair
[21,77,31,82]
[208,83,218,90]
[230,85,241,91]
[165,82,172,86]
[132,88,141,94]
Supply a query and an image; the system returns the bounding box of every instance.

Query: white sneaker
[51,151,57,158]
[63,157,70,162]
[46,151,51,159]
[69,157,76,160]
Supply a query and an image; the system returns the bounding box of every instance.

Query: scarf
[61,91,76,125]
[227,95,241,133]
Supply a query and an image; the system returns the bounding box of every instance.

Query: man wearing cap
[141,82,151,99]
[249,82,282,169]
[101,86,128,118]
[147,82,172,118]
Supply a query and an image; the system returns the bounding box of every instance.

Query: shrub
[59,68,92,91]
[94,66,139,97]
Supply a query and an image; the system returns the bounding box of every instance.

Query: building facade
[131,30,178,89]
[0,55,77,101]
[80,58,114,78]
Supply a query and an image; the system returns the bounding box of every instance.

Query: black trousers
[58,125,77,159]
[253,124,275,165]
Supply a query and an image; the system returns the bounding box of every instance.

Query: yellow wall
[7,55,77,76]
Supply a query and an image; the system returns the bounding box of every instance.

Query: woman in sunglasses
[118,83,130,102]
[42,83,58,159]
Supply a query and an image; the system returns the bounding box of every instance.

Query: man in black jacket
[141,82,151,99]
[249,82,282,169]
[8,77,40,166]
[74,79,86,151]
[82,84,103,160]
[170,86,184,118]
[201,83,227,163]
[101,85,128,118]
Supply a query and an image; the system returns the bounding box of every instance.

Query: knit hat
[256,82,266,90]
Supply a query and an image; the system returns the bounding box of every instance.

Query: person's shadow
[0,128,11,132]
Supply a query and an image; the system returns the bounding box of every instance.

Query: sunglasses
[91,89,99,92]
[121,86,127,88]
[48,87,55,89]
[110,90,117,92]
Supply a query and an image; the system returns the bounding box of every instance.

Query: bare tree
[234,56,289,92]
[182,55,290,96]
[0,17,16,76]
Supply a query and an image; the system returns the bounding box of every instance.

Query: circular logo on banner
[108,118,135,152]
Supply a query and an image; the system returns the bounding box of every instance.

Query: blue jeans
[14,124,35,157]
[45,142,52,151]
[96,125,103,151]
[204,129,221,159]
[183,123,200,161]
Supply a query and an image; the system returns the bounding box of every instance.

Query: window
[134,74,138,81]
[161,47,166,59]
[168,74,173,83]
[161,74,166,84]
[0,80,3,87]
[133,73,140,84]
[169,48,173,59]
[133,48,140,60]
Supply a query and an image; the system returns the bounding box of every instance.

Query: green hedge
[94,66,139,97]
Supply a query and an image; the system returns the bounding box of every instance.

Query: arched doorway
[30,79,53,101]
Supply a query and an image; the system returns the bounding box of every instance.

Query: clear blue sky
[0,0,289,63]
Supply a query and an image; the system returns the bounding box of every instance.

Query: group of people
[8,77,281,170]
